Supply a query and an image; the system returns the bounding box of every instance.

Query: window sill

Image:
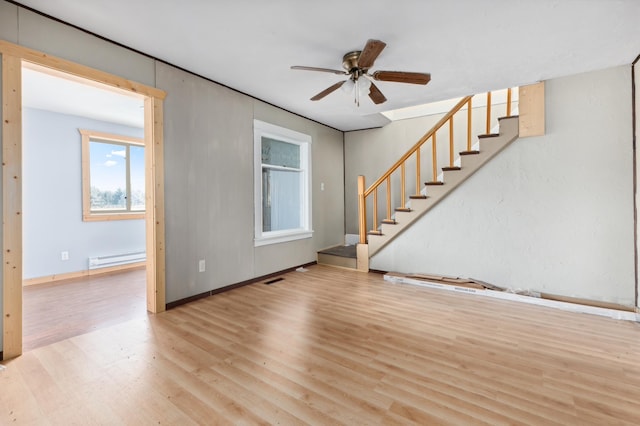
[254,230,313,247]
[83,212,145,222]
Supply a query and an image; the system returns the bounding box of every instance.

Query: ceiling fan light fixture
[292,39,430,106]
[341,78,355,95]
[357,76,372,96]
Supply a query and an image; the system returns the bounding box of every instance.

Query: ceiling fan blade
[368,82,387,105]
[372,71,431,85]
[358,39,387,69]
[310,81,346,101]
[291,66,348,75]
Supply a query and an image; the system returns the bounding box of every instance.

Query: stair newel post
[467,98,473,151]
[431,133,438,182]
[357,175,367,244]
[386,176,392,221]
[506,88,512,117]
[415,148,421,196]
[486,91,492,134]
[400,163,406,209]
[449,116,454,168]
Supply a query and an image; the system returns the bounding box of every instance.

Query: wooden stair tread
[381,219,397,224]
[425,181,444,186]
[459,150,480,155]
[442,166,461,171]
[409,195,427,199]
[478,133,500,139]
[498,115,518,120]
[395,207,412,212]
[368,230,383,236]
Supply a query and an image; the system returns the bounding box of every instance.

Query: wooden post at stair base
[356,175,369,272]
[358,175,367,245]
[356,243,369,272]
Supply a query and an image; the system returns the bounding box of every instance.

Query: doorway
[21,63,148,351]
[1,40,166,359]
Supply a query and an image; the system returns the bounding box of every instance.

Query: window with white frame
[254,120,312,246]
[79,129,145,221]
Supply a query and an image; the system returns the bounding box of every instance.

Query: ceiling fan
[291,39,431,106]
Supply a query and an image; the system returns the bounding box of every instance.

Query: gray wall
[23,108,145,279]
[0,0,345,352]
[159,63,344,303]
[371,66,636,306]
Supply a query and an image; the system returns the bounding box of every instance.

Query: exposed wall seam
[632,55,639,307]
[342,131,346,240]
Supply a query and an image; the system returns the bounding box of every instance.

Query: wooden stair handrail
[358,88,516,246]
[363,95,473,198]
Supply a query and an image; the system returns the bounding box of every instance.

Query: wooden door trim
[1,40,166,359]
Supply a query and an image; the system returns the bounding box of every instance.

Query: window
[79,129,145,221]
[254,120,312,246]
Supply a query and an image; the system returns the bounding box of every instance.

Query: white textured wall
[372,66,635,306]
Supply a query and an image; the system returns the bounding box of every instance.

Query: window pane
[262,168,301,232]
[89,141,126,211]
[262,137,300,168]
[130,145,145,211]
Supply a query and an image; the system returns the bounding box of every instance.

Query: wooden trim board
[387,274,639,322]
[2,54,23,359]
[3,42,166,99]
[23,262,146,287]
[0,40,166,359]
[518,81,545,137]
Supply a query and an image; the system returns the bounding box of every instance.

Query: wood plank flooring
[2,264,640,424]
[22,268,147,351]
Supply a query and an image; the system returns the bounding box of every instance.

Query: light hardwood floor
[2,264,640,424]
[22,268,147,352]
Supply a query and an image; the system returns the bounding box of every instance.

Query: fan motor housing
[342,51,366,74]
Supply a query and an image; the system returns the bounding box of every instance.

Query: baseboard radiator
[88,251,146,270]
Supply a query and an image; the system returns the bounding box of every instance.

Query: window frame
[253,120,313,246]
[79,129,145,221]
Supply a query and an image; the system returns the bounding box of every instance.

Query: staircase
[367,115,518,257]
[318,89,519,270]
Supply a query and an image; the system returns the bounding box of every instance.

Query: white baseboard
[385,274,639,322]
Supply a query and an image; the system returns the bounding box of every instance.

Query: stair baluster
[357,89,517,247]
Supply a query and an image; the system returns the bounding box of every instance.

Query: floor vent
[264,277,284,285]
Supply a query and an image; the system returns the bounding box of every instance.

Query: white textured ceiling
[14,0,640,131]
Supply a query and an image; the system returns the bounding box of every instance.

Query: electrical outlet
[198,259,206,272]
[61,251,69,261]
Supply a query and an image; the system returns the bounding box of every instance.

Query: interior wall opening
[21,62,148,351]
